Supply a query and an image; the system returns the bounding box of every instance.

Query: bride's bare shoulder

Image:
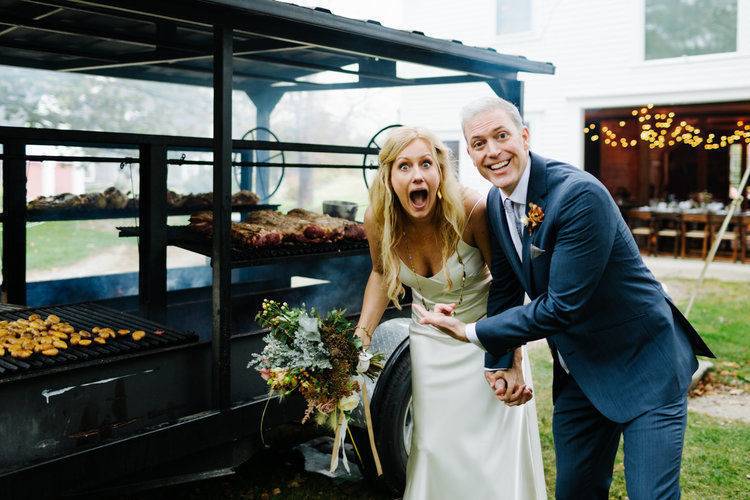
[461,187,488,220]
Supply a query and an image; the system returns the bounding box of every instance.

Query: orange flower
[526,203,544,234]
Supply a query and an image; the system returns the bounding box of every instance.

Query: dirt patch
[688,392,750,423]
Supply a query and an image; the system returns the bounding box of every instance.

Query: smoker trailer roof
[0,0,553,92]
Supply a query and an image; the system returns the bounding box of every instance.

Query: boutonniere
[520,202,544,234]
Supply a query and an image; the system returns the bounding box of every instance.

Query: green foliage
[645,0,738,60]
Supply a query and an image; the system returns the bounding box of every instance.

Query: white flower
[356,351,373,373]
[338,392,360,411]
[520,215,529,227]
[298,313,320,341]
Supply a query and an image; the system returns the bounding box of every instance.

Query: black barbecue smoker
[0,1,554,496]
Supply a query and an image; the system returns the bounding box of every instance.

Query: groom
[416,97,714,499]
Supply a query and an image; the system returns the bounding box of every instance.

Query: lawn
[22,219,127,271]
[667,278,750,390]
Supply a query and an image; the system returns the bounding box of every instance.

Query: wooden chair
[653,212,681,258]
[709,213,741,262]
[681,213,710,259]
[742,215,750,263]
[627,210,653,255]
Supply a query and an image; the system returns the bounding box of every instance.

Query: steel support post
[212,24,233,410]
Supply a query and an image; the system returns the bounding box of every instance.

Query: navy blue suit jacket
[478,152,714,423]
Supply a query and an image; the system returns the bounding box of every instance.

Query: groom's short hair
[460,96,525,136]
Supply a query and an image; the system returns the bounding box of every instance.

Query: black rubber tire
[356,345,411,495]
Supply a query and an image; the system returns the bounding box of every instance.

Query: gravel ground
[688,392,750,423]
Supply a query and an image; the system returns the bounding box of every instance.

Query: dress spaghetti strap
[461,195,483,238]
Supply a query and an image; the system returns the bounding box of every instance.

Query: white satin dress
[400,240,546,500]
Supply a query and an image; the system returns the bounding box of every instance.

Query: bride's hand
[433,303,456,316]
[412,304,468,342]
[485,369,533,406]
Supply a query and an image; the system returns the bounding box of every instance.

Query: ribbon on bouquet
[329,351,383,475]
[329,410,350,473]
[361,377,383,476]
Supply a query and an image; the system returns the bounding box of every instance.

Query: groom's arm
[475,180,617,357]
[481,201,524,370]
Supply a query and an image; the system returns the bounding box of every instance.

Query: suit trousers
[553,375,688,500]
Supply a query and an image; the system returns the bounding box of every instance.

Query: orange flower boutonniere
[520,202,545,234]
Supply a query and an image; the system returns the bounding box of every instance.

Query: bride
[355,126,546,499]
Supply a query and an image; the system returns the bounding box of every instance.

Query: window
[644,0,738,60]
[496,0,532,35]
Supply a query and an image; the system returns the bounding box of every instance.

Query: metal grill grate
[0,303,197,380]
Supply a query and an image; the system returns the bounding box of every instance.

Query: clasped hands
[413,302,533,406]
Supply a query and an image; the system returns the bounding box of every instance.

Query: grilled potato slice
[41,348,59,356]
[78,339,92,346]
[131,330,146,341]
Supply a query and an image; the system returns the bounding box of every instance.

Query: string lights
[583,106,750,150]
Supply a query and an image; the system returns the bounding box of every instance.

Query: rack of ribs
[188,212,284,248]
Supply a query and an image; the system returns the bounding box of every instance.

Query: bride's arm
[355,208,391,349]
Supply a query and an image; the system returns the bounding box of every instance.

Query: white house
[398,0,750,203]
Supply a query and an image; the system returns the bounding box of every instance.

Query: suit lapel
[522,152,549,297]
[490,188,526,287]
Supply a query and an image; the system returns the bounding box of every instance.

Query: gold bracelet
[356,325,372,338]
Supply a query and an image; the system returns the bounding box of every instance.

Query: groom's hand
[485,370,533,406]
[412,303,468,342]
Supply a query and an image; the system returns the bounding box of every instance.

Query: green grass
[24,220,128,271]
[666,278,750,388]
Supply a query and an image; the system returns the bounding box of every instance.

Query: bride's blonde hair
[369,126,465,308]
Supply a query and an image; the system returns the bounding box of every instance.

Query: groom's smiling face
[464,108,529,195]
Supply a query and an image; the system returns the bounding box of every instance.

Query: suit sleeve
[483,193,525,370]
[476,180,617,356]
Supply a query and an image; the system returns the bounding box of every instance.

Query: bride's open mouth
[488,159,511,171]
[408,188,429,210]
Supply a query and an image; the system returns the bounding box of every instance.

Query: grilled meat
[0,314,148,359]
[188,212,284,248]
[231,190,260,205]
[166,190,259,209]
[103,187,129,209]
[188,208,365,249]
[286,208,366,241]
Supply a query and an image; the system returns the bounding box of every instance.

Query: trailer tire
[356,344,412,495]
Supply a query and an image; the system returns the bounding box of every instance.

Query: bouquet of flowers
[250,299,384,474]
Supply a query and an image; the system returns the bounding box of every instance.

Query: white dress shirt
[465,153,569,372]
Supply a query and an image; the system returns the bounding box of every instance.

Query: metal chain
[403,230,467,314]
